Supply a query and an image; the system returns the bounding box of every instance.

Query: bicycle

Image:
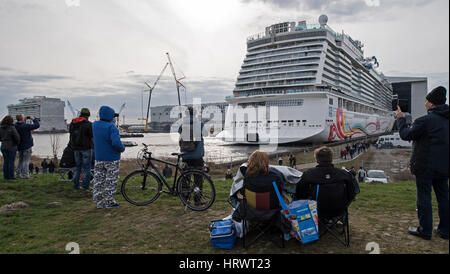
[121,143,216,211]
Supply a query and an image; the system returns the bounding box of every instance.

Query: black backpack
[60,145,76,168]
[179,119,200,152]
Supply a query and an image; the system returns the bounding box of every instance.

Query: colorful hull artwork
[328,108,393,141]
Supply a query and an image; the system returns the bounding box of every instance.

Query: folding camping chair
[314,182,351,247]
[235,177,286,249]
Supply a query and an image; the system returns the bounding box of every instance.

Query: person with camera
[395,86,449,240]
[14,114,40,179]
[0,115,20,181]
[178,107,205,206]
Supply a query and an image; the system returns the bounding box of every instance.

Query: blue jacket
[15,119,40,151]
[398,104,449,177]
[92,106,125,162]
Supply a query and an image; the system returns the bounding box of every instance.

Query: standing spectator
[396,86,449,240]
[15,114,40,179]
[349,166,357,178]
[291,154,297,168]
[357,167,366,183]
[48,161,55,174]
[178,107,205,206]
[162,164,173,179]
[0,115,20,180]
[69,108,94,191]
[41,158,49,174]
[28,162,34,175]
[35,166,40,175]
[92,106,125,209]
[278,156,283,166]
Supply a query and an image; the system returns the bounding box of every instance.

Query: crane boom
[166,52,183,109]
[142,62,169,132]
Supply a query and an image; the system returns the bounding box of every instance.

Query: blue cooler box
[209,219,236,250]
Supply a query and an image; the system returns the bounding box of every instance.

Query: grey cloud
[240,0,438,21]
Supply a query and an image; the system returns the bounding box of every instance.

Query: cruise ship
[218,15,395,144]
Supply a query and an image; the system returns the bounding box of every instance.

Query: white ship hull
[218,92,394,144]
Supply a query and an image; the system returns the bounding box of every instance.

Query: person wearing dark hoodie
[15,114,40,179]
[0,115,20,180]
[92,106,125,209]
[69,108,94,190]
[396,86,449,240]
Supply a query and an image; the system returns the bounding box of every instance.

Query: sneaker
[408,226,432,240]
[105,203,120,209]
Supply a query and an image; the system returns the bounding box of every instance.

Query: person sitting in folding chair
[295,146,359,247]
[232,150,290,248]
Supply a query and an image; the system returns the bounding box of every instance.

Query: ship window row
[248,39,326,56]
[245,45,323,61]
[240,59,320,75]
[337,98,389,116]
[235,80,316,90]
[240,64,319,77]
[236,72,316,85]
[243,51,322,67]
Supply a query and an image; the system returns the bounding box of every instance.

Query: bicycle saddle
[171,152,186,156]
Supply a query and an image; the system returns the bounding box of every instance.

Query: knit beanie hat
[80,108,91,117]
[426,86,447,105]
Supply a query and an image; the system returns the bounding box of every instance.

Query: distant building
[150,102,229,133]
[387,76,428,121]
[7,96,67,132]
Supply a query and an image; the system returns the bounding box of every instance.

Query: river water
[31,133,296,164]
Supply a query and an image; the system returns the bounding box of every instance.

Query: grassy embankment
[0,171,448,254]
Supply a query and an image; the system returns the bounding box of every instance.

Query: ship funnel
[319,14,328,27]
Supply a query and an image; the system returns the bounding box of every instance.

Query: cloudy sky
[0,0,448,121]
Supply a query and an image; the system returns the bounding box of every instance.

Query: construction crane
[166,52,186,117]
[139,62,169,132]
[67,100,80,118]
[116,103,126,128]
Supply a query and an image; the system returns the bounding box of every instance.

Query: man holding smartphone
[395,86,449,240]
[15,114,40,179]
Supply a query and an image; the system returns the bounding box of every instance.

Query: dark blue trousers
[415,176,449,237]
[1,149,17,180]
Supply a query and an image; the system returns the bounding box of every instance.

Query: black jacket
[69,117,93,151]
[295,164,359,212]
[0,124,21,151]
[398,104,449,177]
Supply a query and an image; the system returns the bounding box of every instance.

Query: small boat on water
[122,141,138,147]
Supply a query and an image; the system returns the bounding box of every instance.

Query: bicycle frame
[142,151,183,195]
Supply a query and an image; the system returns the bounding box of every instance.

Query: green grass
[0,174,448,254]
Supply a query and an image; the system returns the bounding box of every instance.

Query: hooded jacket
[69,116,93,150]
[92,106,125,162]
[14,119,40,151]
[398,104,449,177]
[0,124,21,151]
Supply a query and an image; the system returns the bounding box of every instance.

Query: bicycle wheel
[177,170,215,211]
[121,170,162,206]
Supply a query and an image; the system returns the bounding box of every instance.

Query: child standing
[92,106,125,209]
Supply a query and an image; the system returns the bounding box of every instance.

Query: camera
[26,116,31,120]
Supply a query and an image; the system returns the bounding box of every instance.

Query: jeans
[73,149,92,190]
[1,149,17,180]
[415,176,449,237]
[16,148,32,178]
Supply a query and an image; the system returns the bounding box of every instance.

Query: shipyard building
[387,76,428,121]
[7,96,67,132]
[148,102,228,133]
